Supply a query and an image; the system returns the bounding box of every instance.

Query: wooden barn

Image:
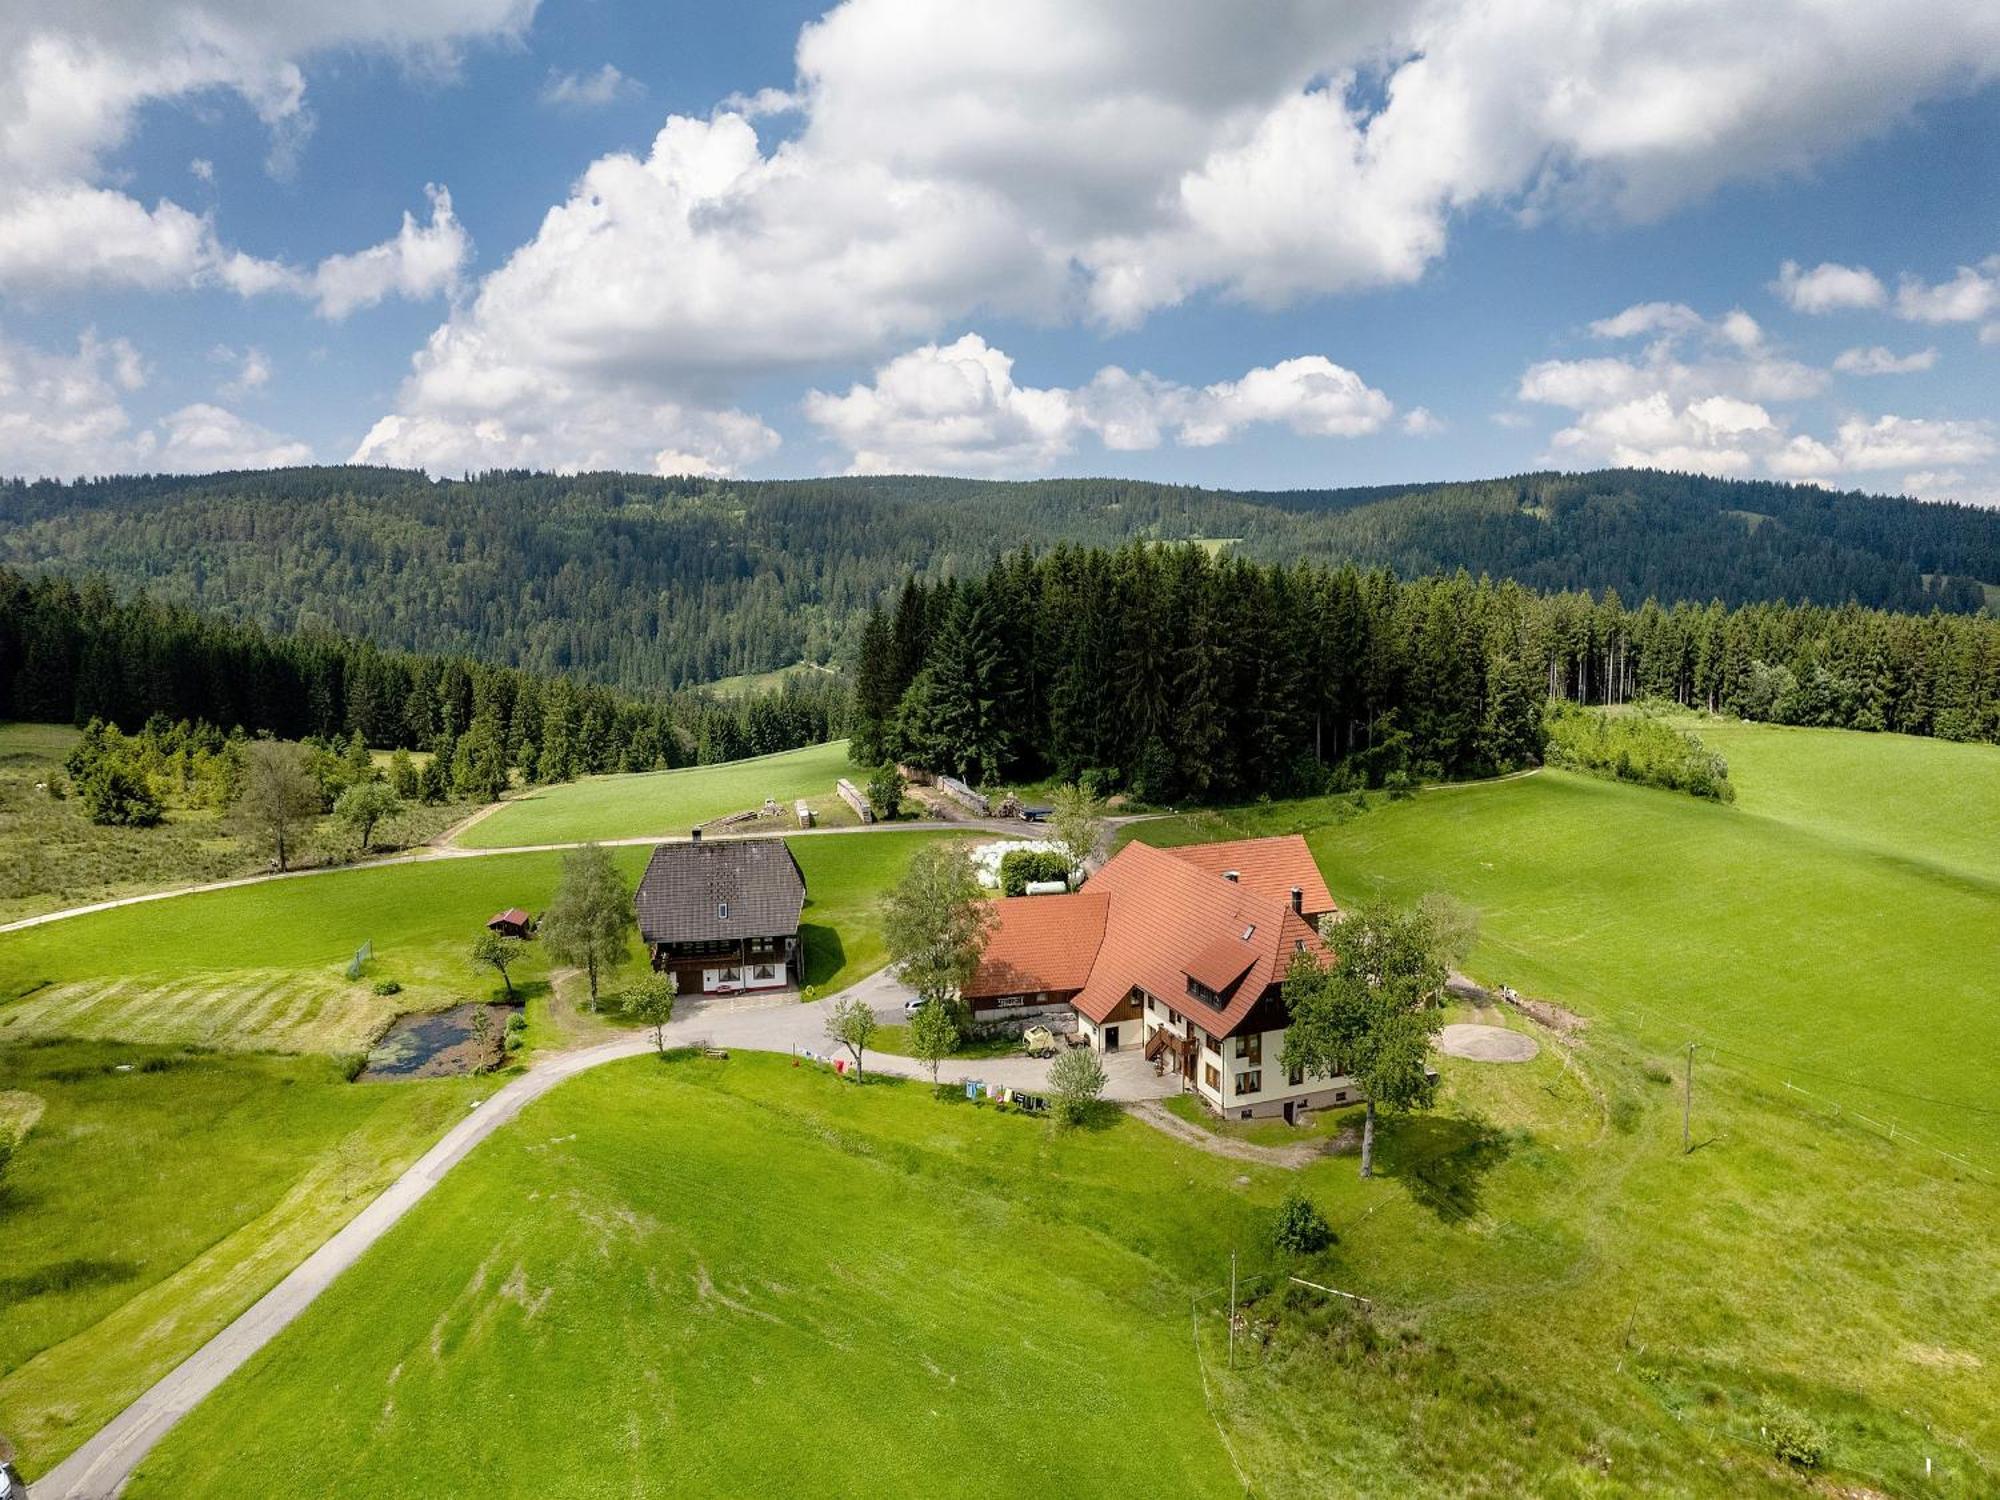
[635,832,807,996]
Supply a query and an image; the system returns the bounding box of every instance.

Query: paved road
[0,814,1160,935]
[30,976,1172,1498]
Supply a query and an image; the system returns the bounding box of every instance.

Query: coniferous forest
[4,465,1996,695]
[849,544,2000,801]
[7,464,2000,808]
[0,569,848,781]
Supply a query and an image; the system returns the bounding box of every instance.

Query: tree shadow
[1385,1115,1513,1224]
[0,1256,142,1304]
[798,923,845,990]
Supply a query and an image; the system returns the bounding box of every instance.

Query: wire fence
[1608,996,1997,1186]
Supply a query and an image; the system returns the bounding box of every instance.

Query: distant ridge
[4,465,1995,694]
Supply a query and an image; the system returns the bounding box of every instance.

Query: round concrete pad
[1439,1022,1539,1062]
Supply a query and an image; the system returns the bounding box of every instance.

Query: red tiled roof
[963,891,1108,998]
[489,908,532,927]
[1070,840,1325,1038]
[1183,934,1257,994]
[964,836,1334,1037]
[1162,834,1336,920]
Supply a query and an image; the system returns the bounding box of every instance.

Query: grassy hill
[127,1056,1252,1499]
[0,826,962,1475]
[457,740,859,850]
[87,718,2000,1497]
[9,719,2000,1493]
[1132,719,2000,1162]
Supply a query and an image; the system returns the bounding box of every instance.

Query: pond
[359,1002,517,1081]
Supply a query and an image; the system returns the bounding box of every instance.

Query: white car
[1,1459,23,1499]
[903,995,929,1016]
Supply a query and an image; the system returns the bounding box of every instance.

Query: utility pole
[1682,1042,1696,1154]
[1228,1251,1237,1370]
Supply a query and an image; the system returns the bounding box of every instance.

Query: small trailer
[1022,1025,1059,1058]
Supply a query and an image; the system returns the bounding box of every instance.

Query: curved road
[30,975,1173,1498]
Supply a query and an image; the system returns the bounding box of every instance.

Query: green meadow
[457,739,859,849]
[0,1039,482,1474]
[131,1030,1999,1498]
[1130,719,2000,1163]
[130,1057,1252,1499]
[0,827,960,1477]
[0,830,961,1048]
[13,716,2000,1494]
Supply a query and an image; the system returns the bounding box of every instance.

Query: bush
[372,979,403,996]
[1049,1045,1107,1126]
[1544,701,1734,802]
[999,847,1074,896]
[866,763,904,820]
[78,763,164,827]
[1271,1188,1335,1255]
[1767,1412,1826,1469]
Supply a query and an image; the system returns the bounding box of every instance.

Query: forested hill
[4,465,1996,695]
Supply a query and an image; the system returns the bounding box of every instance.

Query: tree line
[851,543,2000,802]
[5,464,1995,697]
[0,569,849,783]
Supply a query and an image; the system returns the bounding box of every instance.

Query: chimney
[1223,870,1239,883]
[1290,886,1303,914]
[691,827,702,844]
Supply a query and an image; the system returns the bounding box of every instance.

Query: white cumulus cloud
[356,0,2000,471]
[309,184,469,319]
[0,3,524,301]
[0,324,309,477]
[1832,345,1937,376]
[1524,297,1994,491]
[1772,260,1887,314]
[801,334,1395,476]
[1894,257,2000,324]
[540,64,640,109]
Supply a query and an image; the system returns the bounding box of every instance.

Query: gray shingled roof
[635,838,807,945]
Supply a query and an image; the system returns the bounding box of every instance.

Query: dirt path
[1126,1099,1347,1168]
[430,797,510,847]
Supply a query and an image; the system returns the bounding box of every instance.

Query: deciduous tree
[540,843,633,1011]
[336,780,401,852]
[866,763,905,821]
[469,930,525,999]
[1049,1045,1107,1126]
[907,998,958,1083]
[1048,781,1107,870]
[622,971,678,1056]
[232,739,323,872]
[1282,904,1446,1178]
[881,843,995,1017]
[826,996,877,1080]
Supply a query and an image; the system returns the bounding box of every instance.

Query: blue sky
[1,1,1997,499]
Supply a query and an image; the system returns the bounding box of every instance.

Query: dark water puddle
[360,1002,517,1081]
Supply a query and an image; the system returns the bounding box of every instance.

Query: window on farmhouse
[1237,1070,1261,1095]
[1204,1064,1220,1091]
[1288,1064,1304,1087]
[1234,1033,1262,1065]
